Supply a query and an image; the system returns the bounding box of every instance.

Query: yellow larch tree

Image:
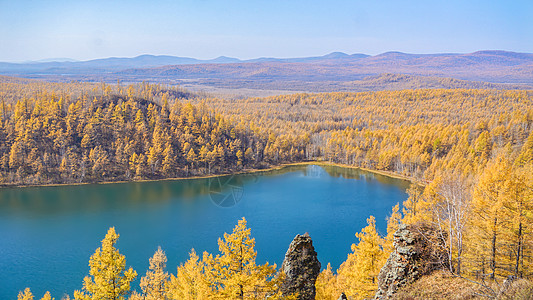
[515,131,533,167]
[17,288,54,300]
[465,157,510,279]
[499,164,533,278]
[212,217,279,299]
[315,263,340,300]
[136,246,169,300]
[40,292,53,300]
[74,227,137,300]
[167,249,214,300]
[402,183,429,225]
[337,216,386,299]
[383,203,402,255]
[17,288,33,300]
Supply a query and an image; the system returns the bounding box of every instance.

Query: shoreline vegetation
[0,160,413,190]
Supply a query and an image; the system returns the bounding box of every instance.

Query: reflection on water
[0,175,260,216]
[0,165,408,216]
[0,164,410,299]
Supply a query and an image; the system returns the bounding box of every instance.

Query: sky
[0,0,531,62]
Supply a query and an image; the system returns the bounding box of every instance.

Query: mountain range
[0,52,371,72]
[1,50,532,92]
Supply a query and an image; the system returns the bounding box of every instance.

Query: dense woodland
[0,79,306,185]
[5,77,533,299]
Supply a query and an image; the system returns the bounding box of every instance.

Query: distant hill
[114,50,533,87]
[246,52,369,63]
[1,51,532,92]
[0,52,371,74]
[341,73,527,91]
[33,58,79,63]
[175,73,529,94]
[0,54,249,75]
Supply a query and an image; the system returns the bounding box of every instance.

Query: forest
[3,77,533,299]
[0,79,307,185]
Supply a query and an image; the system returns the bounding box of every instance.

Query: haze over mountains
[0,52,370,72]
[1,50,532,93]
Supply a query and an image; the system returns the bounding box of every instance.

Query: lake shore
[304,161,423,184]
[0,160,418,190]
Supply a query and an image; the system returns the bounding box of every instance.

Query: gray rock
[280,233,321,300]
[374,223,449,299]
[337,292,348,300]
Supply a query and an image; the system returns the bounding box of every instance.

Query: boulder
[374,223,449,299]
[280,233,321,300]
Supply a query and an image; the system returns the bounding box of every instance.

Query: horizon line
[1,49,526,64]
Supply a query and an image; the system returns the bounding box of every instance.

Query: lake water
[0,164,410,299]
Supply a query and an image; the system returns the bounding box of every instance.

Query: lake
[0,164,410,299]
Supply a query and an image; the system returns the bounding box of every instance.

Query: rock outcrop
[280,233,321,300]
[374,223,449,299]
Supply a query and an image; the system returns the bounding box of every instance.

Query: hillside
[119,50,533,84]
[178,73,528,95]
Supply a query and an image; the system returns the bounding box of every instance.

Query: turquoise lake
[0,164,410,299]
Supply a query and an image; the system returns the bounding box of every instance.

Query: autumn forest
[3,76,533,299]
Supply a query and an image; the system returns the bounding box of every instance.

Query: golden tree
[499,165,533,277]
[74,227,137,300]
[17,288,34,300]
[466,157,510,279]
[40,292,53,300]
[383,203,402,254]
[17,288,54,300]
[402,184,428,225]
[137,247,169,300]
[315,263,340,300]
[337,216,386,299]
[167,249,214,300]
[212,217,279,299]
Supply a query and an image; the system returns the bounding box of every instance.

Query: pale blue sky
[0,0,531,62]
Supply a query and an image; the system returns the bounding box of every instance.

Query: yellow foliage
[384,203,402,254]
[74,227,137,300]
[212,217,279,299]
[138,247,169,300]
[17,288,33,300]
[315,263,340,300]
[337,216,386,299]
[17,288,54,300]
[167,249,214,300]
